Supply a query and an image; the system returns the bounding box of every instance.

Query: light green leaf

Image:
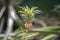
[41,34,58,40]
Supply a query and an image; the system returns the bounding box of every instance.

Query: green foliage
[41,34,57,40]
[18,6,40,22]
[12,6,60,40]
[12,25,60,40]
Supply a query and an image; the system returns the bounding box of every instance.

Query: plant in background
[12,6,40,40]
[12,6,60,40]
[18,6,40,31]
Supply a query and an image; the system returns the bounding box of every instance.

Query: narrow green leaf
[41,34,57,40]
[31,26,60,31]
